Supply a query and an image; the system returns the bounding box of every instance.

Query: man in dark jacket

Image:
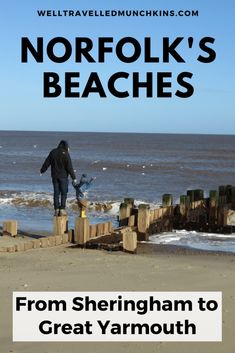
[40,140,77,216]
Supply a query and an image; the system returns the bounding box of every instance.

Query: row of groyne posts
[119,184,235,237]
[54,184,235,253]
[1,185,235,253]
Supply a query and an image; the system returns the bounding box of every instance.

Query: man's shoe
[54,209,60,216]
[60,209,67,216]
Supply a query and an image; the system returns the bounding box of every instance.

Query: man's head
[58,140,69,151]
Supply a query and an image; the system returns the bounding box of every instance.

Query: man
[40,140,77,216]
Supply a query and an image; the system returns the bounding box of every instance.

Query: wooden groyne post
[53,216,68,235]
[209,190,218,224]
[123,231,137,253]
[179,195,190,220]
[119,198,135,226]
[74,217,90,245]
[118,185,235,237]
[3,220,18,237]
[137,204,150,240]
[162,194,173,207]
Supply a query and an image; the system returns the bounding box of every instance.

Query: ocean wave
[0,190,53,208]
[0,190,159,214]
[149,230,235,253]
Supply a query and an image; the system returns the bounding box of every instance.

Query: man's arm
[40,153,51,174]
[65,153,76,180]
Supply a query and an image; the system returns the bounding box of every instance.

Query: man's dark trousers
[52,178,68,210]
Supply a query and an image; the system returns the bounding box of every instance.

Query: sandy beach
[0,242,234,353]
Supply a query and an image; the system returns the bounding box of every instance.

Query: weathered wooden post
[187,189,204,209]
[162,194,173,207]
[108,221,113,233]
[194,189,204,201]
[150,210,155,223]
[128,215,135,227]
[209,190,218,224]
[119,198,135,226]
[97,223,104,237]
[124,198,135,207]
[119,202,131,226]
[68,229,74,243]
[180,195,190,220]
[162,194,173,229]
[137,204,150,240]
[154,208,160,220]
[218,185,227,207]
[3,220,18,236]
[224,185,232,203]
[187,190,194,201]
[187,190,195,210]
[123,231,137,253]
[74,217,90,245]
[78,200,88,218]
[89,224,97,239]
[217,186,229,225]
[103,222,110,235]
[53,216,68,235]
[232,186,235,210]
[195,189,204,208]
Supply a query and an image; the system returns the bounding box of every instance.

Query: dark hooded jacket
[40,140,76,180]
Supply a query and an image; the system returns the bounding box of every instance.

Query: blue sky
[0,0,234,133]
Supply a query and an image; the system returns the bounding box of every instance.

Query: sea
[1,130,235,253]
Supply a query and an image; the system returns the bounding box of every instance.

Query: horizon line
[0,129,234,137]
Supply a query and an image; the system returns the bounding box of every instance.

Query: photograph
[0,1,234,352]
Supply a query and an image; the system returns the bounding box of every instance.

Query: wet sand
[0,242,234,353]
